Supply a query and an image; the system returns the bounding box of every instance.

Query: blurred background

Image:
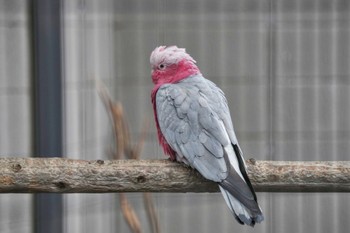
[1,0,350,232]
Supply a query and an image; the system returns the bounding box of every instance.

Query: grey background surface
[1,0,349,232]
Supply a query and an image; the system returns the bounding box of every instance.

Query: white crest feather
[150,45,196,67]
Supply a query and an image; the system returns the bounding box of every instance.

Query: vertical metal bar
[32,0,63,233]
[267,0,277,160]
[267,1,276,233]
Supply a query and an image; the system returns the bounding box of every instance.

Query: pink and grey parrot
[150,46,264,226]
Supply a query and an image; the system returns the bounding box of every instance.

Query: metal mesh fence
[0,0,349,232]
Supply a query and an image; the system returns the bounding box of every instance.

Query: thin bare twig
[134,118,150,160]
[143,193,161,233]
[120,193,141,233]
[98,83,160,233]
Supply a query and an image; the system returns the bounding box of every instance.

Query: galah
[150,46,264,226]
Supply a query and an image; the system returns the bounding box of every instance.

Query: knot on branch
[136,175,146,183]
[96,160,104,165]
[11,163,22,172]
[54,181,69,190]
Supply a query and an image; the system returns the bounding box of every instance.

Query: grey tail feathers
[219,144,264,227]
[219,186,264,226]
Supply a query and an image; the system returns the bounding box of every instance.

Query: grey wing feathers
[156,75,263,226]
[156,76,230,182]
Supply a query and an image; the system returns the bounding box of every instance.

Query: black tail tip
[236,214,264,227]
[250,214,264,227]
[254,214,264,224]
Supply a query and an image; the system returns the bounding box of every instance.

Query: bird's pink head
[150,46,200,85]
[150,46,200,160]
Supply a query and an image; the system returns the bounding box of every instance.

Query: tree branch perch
[0,158,349,193]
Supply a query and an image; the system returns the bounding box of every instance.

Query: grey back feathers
[155,74,264,226]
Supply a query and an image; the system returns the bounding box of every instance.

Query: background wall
[0,0,349,232]
[0,1,32,232]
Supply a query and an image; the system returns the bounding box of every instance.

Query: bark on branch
[0,158,349,193]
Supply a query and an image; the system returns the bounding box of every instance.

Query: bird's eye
[158,64,166,70]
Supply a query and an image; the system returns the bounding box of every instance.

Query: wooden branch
[0,158,349,193]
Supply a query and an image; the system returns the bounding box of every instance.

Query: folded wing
[156,75,263,226]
